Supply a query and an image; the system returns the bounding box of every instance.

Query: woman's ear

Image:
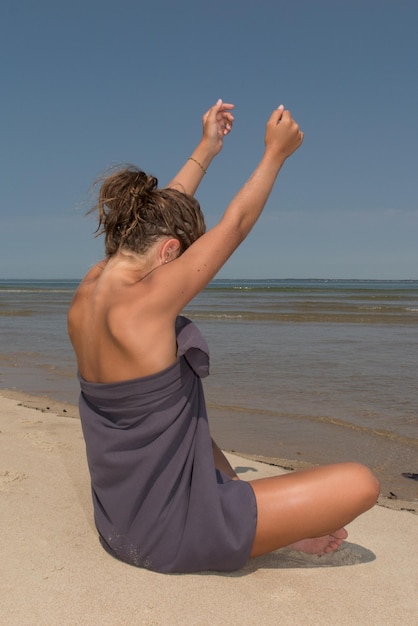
[161,238,180,264]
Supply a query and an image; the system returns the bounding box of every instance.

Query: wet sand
[2,388,416,515]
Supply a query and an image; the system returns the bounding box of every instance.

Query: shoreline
[1,387,415,515]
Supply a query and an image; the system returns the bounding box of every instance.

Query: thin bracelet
[187,156,207,175]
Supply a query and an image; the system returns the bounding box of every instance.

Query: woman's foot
[285,528,348,556]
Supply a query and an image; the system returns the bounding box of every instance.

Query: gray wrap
[78,316,257,573]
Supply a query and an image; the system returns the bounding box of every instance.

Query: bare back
[68,260,179,384]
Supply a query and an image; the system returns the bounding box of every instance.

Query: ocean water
[1,278,417,500]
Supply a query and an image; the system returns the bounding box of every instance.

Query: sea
[1,278,417,501]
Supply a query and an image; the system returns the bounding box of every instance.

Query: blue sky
[1,0,417,279]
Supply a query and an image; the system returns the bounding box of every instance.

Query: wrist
[193,138,218,165]
[262,147,287,170]
[187,156,207,175]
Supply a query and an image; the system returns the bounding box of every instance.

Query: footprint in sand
[19,431,70,451]
[0,470,28,492]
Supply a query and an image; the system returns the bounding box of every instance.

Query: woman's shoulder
[80,259,108,286]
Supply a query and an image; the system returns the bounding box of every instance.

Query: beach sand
[1,391,417,625]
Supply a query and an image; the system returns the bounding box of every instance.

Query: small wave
[358,306,384,311]
[0,288,75,294]
[0,310,33,317]
[190,312,244,320]
[206,402,418,449]
[185,309,418,324]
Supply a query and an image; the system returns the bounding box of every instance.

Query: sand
[1,391,417,625]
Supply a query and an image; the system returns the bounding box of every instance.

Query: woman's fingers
[220,110,234,135]
[265,104,303,158]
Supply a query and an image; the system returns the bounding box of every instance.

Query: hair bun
[129,171,158,199]
[93,164,205,257]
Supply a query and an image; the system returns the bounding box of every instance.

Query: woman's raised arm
[217,105,303,238]
[166,99,235,195]
[152,105,304,314]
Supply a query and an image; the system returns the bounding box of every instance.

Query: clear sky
[1,0,417,279]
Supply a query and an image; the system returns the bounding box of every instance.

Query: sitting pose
[68,99,379,573]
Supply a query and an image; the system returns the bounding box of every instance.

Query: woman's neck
[104,249,159,282]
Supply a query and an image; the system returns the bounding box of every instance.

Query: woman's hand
[166,99,234,194]
[201,99,235,156]
[264,105,304,161]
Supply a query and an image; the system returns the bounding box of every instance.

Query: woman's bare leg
[249,462,379,558]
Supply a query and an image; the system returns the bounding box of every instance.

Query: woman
[68,99,379,573]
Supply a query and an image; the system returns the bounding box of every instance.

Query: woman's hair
[91,166,206,256]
